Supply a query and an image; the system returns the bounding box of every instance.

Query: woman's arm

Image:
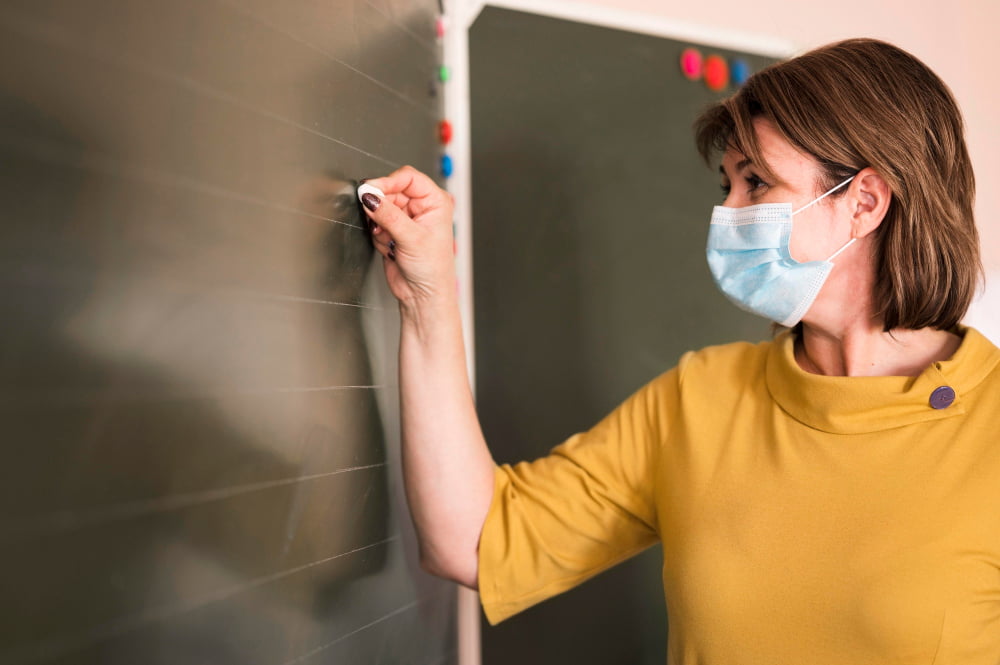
[361,166,495,589]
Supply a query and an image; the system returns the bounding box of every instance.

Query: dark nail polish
[389,240,396,252]
[388,251,396,261]
[362,192,381,212]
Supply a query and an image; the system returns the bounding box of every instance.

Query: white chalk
[357,183,385,202]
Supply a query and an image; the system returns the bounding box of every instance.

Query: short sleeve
[477,368,677,624]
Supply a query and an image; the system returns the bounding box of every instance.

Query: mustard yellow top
[478,327,1000,664]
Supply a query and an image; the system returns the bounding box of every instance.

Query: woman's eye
[746,174,768,192]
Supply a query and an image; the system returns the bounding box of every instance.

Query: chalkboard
[0,1,454,664]
[470,7,775,665]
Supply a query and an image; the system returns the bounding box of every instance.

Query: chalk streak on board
[278,587,454,665]
[2,464,389,542]
[268,385,384,393]
[0,131,367,232]
[280,600,419,665]
[0,8,402,169]
[149,290,384,313]
[0,384,384,409]
[218,0,438,115]
[257,293,383,311]
[0,537,400,665]
[361,0,439,52]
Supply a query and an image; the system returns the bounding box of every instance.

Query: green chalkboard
[0,1,454,663]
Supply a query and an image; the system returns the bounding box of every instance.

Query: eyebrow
[719,158,753,178]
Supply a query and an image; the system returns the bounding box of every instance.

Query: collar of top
[764,326,1000,434]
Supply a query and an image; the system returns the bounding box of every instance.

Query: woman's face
[719,118,854,264]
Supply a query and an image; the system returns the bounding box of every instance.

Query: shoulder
[951,326,1000,397]
[625,337,777,422]
[675,336,777,388]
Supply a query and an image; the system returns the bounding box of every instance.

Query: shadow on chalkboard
[0,92,391,659]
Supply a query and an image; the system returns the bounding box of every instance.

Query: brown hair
[694,38,981,332]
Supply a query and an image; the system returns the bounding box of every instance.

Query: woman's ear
[849,167,892,239]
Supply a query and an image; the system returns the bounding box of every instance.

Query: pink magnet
[680,48,703,80]
[704,54,729,91]
[436,17,446,39]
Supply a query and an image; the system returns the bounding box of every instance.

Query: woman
[359,38,1000,663]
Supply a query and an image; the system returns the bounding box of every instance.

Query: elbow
[419,547,479,590]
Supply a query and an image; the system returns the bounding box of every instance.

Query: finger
[360,190,416,245]
[362,184,412,212]
[370,232,396,261]
[371,231,395,254]
[366,165,447,215]
[361,178,405,211]
[374,237,397,261]
[367,165,436,198]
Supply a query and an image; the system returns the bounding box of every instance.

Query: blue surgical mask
[706,176,855,327]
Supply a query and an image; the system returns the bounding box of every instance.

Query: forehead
[721,118,818,178]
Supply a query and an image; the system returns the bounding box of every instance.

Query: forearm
[398,295,496,589]
[356,167,494,586]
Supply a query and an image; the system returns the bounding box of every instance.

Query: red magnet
[439,120,453,144]
[436,17,446,39]
[704,54,729,91]
[680,48,703,81]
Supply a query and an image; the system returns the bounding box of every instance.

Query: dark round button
[929,386,956,410]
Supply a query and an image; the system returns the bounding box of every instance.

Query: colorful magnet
[436,17,447,39]
[439,65,451,83]
[441,154,454,178]
[704,54,729,91]
[680,48,703,81]
[439,120,453,145]
[731,58,751,86]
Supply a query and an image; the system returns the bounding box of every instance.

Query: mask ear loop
[825,237,857,262]
[791,175,855,216]
[791,175,858,262]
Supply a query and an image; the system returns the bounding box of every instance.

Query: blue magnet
[441,154,454,178]
[731,59,751,86]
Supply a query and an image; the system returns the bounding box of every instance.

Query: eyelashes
[719,173,770,198]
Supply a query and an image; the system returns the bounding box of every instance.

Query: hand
[361,166,456,308]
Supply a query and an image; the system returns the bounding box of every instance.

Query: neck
[795,320,961,377]
[793,239,962,377]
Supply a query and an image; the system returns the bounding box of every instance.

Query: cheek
[789,210,845,263]
[788,221,822,263]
